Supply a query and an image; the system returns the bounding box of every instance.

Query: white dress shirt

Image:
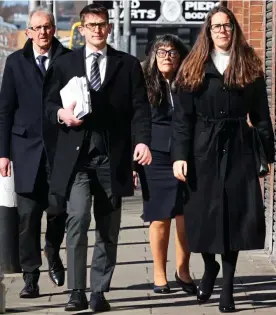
[33,47,51,70]
[211,49,230,75]
[85,45,107,83]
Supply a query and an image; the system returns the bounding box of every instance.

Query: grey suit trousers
[66,153,122,292]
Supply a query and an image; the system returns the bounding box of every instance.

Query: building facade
[263,0,276,265]
[0,17,17,86]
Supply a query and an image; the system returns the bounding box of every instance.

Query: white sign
[106,0,159,22]
[99,0,220,25]
[184,1,219,11]
[183,1,220,23]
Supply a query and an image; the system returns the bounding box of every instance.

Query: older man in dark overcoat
[0,6,70,298]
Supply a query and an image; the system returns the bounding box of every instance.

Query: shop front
[96,0,220,59]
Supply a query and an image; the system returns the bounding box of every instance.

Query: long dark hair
[176,6,263,90]
[143,34,189,107]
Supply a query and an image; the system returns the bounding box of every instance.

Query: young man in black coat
[0,7,70,298]
[44,3,152,313]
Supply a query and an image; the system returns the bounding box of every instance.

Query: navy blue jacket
[150,81,177,153]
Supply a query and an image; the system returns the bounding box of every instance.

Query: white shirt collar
[212,49,230,58]
[33,46,51,60]
[86,45,107,59]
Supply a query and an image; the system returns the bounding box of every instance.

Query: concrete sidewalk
[3,190,276,314]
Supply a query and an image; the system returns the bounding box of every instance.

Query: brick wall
[225,0,265,61]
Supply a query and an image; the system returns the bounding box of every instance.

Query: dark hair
[176,6,263,90]
[145,40,154,56]
[80,3,109,24]
[143,34,189,107]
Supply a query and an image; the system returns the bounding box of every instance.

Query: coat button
[76,146,80,151]
[222,86,226,91]
[220,110,226,115]
[222,149,226,154]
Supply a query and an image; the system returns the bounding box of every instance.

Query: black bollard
[0,206,21,273]
[0,166,21,274]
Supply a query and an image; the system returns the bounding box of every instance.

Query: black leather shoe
[219,304,236,313]
[197,261,220,303]
[19,282,39,298]
[175,271,197,295]
[64,290,88,312]
[44,248,65,287]
[90,292,111,312]
[153,283,170,294]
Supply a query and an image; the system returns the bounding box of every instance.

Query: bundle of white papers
[0,162,17,207]
[60,76,91,119]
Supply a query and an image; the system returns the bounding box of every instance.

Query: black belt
[196,115,247,123]
[195,115,248,179]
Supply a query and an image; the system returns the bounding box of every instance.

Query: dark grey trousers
[66,154,122,292]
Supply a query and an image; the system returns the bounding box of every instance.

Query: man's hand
[267,163,272,175]
[173,160,187,182]
[133,143,152,165]
[0,158,11,177]
[58,102,83,127]
[133,171,139,188]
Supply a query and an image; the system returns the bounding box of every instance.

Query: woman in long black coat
[172,6,274,313]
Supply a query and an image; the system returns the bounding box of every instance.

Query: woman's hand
[133,171,139,188]
[133,144,152,165]
[173,160,187,182]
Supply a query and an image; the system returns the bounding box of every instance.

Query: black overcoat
[43,45,151,199]
[0,38,70,193]
[172,60,274,254]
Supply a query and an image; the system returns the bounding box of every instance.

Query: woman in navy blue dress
[138,35,196,294]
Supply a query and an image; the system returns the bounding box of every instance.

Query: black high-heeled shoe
[219,290,236,313]
[219,304,236,313]
[175,272,197,295]
[153,283,170,294]
[197,261,220,303]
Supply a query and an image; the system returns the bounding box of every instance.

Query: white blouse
[211,49,230,75]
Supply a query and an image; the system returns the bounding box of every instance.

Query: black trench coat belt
[196,114,247,179]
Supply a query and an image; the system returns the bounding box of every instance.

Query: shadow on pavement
[40,260,154,273]
[45,241,150,251]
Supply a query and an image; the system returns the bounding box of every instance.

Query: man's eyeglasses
[83,22,108,31]
[29,25,53,32]
[210,23,234,33]
[156,49,179,58]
